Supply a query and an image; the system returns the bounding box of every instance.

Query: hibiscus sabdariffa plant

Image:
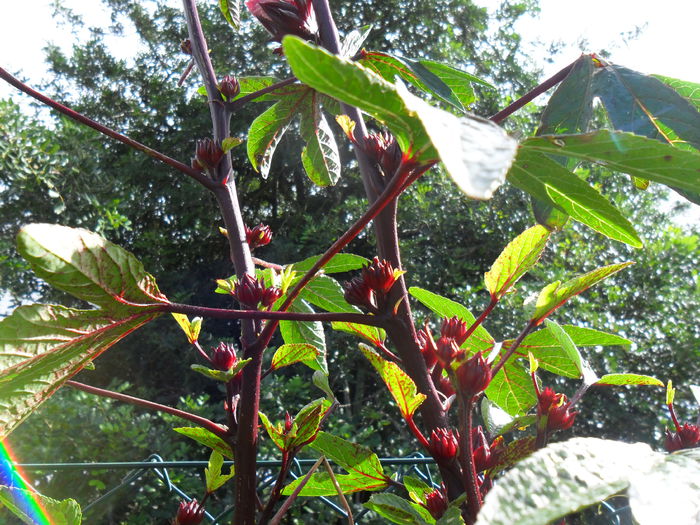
[1,0,699,523]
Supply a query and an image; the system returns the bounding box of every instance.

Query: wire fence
[15,455,633,524]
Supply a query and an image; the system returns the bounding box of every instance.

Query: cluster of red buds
[174,499,204,525]
[245,0,318,44]
[343,257,403,313]
[427,427,459,462]
[193,138,224,172]
[219,74,241,100]
[245,223,273,250]
[455,351,492,398]
[210,342,238,372]
[537,387,578,432]
[665,423,700,452]
[423,485,448,520]
[471,426,502,473]
[417,325,438,370]
[231,274,282,310]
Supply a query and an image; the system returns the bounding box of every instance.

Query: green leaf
[484,225,550,300]
[312,370,335,400]
[476,438,700,525]
[270,343,322,371]
[420,59,491,107]
[299,95,341,186]
[593,64,700,151]
[364,492,434,524]
[219,0,240,29]
[16,224,169,313]
[204,450,234,492]
[281,470,388,496]
[247,86,311,177]
[485,360,536,416]
[288,398,326,448]
[531,262,634,324]
[310,431,387,482]
[291,253,369,274]
[481,397,536,436]
[542,319,582,377]
[403,475,433,504]
[331,321,385,346]
[173,427,233,459]
[259,411,286,450]
[230,76,281,102]
[395,56,466,111]
[409,287,494,353]
[520,325,631,348]
[221,136,243,152]
[0,304,158,439]
[279,300,327,374]
[360,345,426,419]
[436,506,466,525]
[190,358,251,382]
[594,374,663,387]
[521,131,700,195]
[298,275,360,314]
[508,150,642,247]
[653,75,700,113]
[0,486,82,525]
[283,37,517,200]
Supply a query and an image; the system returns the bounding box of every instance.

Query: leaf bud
[284,411,294,433]
[455,351,492,398]
[180,39,193,55]
[416,326,438,370]
[174,499,204,525]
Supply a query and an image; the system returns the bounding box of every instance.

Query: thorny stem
[0,66,215,190]
[491,320,538,377]
[489,58,578,124]
[164,302,386,327]
[66,380,228,440]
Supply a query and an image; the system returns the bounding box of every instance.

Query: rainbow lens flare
[0,440,52,525]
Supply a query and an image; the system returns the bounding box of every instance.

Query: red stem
[407,416,430,449]
[667,403,682,432]
[228,77,298,111]
[458,397,481,524]
[0,66,215,190]
[66,380,228,440]
[489,59,578,124]
[491,320,538,377]
[463,298,498,343]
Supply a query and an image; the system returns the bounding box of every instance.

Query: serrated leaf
[485,360,536,416]
[221,137,243,152]
[409,287,494,353]
[396,56,465,111]
[204,450,234,492]
[403,475,433,504]
[289,398,326,448]
[270,343,322,371]
[173,427,233,459]
[259,411,286,450]
[17,224,168,313]
[279,300,327,374]
[291,253,369,274]
[310,431,387,481]
[331,321,385,346]
[283,37,517,200]
[281,470,388,496]
[190,358,251,382]
[420,59,491,107]
[0,486,82,525]
[171,313,201,344]
[543,319,582,377]
[364,492,434,524]
[653,75,700,113]
[531,262,633,324]
[299,96,341,186]
[594,374,663,387]
[521,131,700,195]
[0,304,158,439]
[219,0,240,29]
[476,438,700,525]
[298,275,360,314]
[484,225,550,300]
[360,345,426,419]
[509,150,642,247]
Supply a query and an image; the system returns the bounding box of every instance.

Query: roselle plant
[1,0,700,523]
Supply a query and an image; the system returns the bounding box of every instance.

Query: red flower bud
[437,375,456,398]
[362,131,403,177]
[665,423,700,452]
[417,326,438,370]
[245,223,273,250]
[219,74,241,100]
[428,428,459,462]
[471,425,494,472]
[211,342,238,371]
[194,138,224,171]
[343,276,377,313]
[440,316,469,346]
[455,352,492,397]
[537,387,577,432]
[436,336,460,368]
[175,499,204,525]
[423,485,448,520]
[260,286,282,309]
[231,274,281,310]
[361,257,401,295]
[245,0,318,43]
[284,411,294,433]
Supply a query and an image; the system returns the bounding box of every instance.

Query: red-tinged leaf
[594,374,664,387]
[360,345,426,419]
[259,411,286,451]
[173,427,233,459]
[487,436,537,477]
[281,469,389,496]
[484,225,550,300]
[485,360,536,417]
[310,431,387,482]
[409,287,494,354]
[270,343,322,371]
[531,262,634,324]
[205,450,234,492]
[542,319,583,377]
[17,224,169,314]
[279,300,327,374]
[288,398,328,449]
[0,304,159,439]
[331,321,385,346]
[219,0,240,29]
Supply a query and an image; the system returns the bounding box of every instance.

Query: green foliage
[0,486,81,525]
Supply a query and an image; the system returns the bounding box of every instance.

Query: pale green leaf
[270,343,322,371]
[543,319,583,377]
[594,374,663,387]
[0,486,81,525]
[173,427,233,459]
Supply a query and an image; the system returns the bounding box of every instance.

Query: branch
[490,320,538,377]
[0,66,215,190]
[227,77,298,111]
[66,380,228,440]
[269,456,325,525]
[164,302,386,327]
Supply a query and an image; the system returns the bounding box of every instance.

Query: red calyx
[428,428,459,462]
[455,351,492,398]
[175,499,204,525]
[210,342,238,371]
[245,223,273,250]
[245,0,318,43]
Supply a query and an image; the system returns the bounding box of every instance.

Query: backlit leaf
[173,427,233,459]
[279,300,327,374]
[299,95,341,186]
[331,321,385,346]
[298,275,360,314]
[485,360,536,416]
[364,492,434,524]
[594,374,663,387]
[204,450,234,492]
[0,486,81,525]
[542,319,582,377]
[270,343,322,371]
[219,0,240,29]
